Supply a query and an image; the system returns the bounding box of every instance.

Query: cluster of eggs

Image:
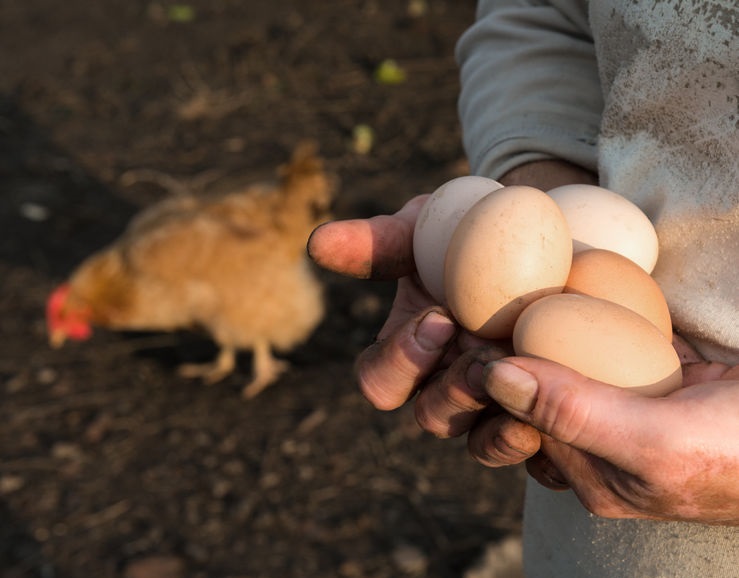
[412,176,681,397]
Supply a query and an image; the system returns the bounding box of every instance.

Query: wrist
[499,160,598,190]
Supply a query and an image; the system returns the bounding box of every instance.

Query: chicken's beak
[49,329,67,349]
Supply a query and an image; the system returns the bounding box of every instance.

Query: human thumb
[482,358,656,469]
[307,195,427,280]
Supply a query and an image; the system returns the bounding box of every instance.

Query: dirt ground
[0,1,527,577]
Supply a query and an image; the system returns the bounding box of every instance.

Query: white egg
[548,184,659,273]
[413,175,502,302]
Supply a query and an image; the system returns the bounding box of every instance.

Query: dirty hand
[306,161,595,409]
[307,195,499,409]
[462,344,739,525]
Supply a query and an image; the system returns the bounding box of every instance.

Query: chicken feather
[47,142,336,399]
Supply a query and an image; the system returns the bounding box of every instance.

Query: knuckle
[354,339,427,411]
[468,416,539,467]
[354,318,450,411]
[414,398,451,437]
[541,388,594,449]
[356,363,406,411]
[499,419,542,457]
[414,369,487,437]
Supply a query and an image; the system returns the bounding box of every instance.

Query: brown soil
[0,2,525,577]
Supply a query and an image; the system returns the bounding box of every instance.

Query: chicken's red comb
[46,283,92,341]
[46,283,71,324]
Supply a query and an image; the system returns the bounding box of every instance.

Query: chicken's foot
[241,340,289,399]
[178,346,236,384]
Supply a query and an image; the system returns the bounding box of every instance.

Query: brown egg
[445,186,572,339]
[564,249,672,338]
[513,294,682,396]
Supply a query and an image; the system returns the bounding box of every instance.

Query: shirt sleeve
[456,0,603,179]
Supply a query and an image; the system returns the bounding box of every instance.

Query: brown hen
[46,142,335,399]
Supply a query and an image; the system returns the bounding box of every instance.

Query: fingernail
[486,361,539,414]
[415,311,456,352]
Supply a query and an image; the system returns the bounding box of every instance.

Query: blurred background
[0,1,526,576]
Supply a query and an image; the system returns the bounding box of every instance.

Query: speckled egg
[513,294,682,396]
[444,186,572,339]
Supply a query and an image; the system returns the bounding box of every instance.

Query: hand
[473,352,739,525]
[306,160,593,474]
[308,194,488,409]
[307,161,596,409]
[410,309,739,526]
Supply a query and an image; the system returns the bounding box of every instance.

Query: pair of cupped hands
[307,162,739,526]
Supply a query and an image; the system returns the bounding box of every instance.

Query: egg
[413,175,503,302]
[513,294,682,396]
[445,186,572,339]
[548,184,659,273]
[564,249,673,338]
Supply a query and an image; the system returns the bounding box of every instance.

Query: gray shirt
[524,478,739,578]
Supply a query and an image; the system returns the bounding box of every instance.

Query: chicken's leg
[178,346,236,385]
[241,339,289,399]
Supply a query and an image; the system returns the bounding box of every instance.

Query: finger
[672,333,704,364]
[468,413,542,468]
[482,358,657,471]
[307,195,428,280]
[436,329,513,372]
[414,347,506,438]
[670,334,734,386]
[525,450,570,490]
[682,360,732,386]
[356,307,457,410]
[456,330,514,356]
[376,277,438,341]
[536,436,643,519]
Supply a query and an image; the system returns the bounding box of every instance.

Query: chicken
[46,142,336,399]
